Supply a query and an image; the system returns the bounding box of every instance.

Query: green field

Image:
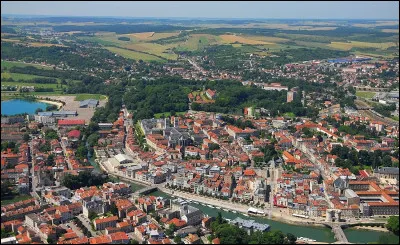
[105,46,164,62]
[356,91,376,99]
[154,111,186,118]
[1,60,53,70]
[74,94,108,101]
[1,195,32,205]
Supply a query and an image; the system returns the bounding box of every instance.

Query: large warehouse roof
[114,154,133,164]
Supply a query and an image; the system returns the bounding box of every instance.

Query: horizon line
[1,14,399,21]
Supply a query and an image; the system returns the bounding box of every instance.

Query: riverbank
[349,225,389,232]
[36,99,63,109]
[161,187,326,228]
[99,157,326,229]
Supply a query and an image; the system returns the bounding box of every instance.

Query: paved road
[68,221,85,238]
[77,214,99,237]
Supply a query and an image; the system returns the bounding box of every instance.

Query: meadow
[356,91,376,99]
[74,94,108,101]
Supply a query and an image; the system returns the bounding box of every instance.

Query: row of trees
[331,145,397,172]
[220,115,255,129]
[60,171,109,190]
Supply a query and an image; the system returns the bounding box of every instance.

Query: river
[144,190,398,244]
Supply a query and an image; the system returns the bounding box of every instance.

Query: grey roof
[230,217,270,231]
[53,111,77,116]
[374,167,399,175]
[333,177,348,190]
[38,111,77,116]
[209,165,220,172]
[345,189,358,198]
[38,112,53,116]
[114,154,133,163]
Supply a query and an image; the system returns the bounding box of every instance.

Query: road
[68,221,85,238]
[77,214,100,237]
[187,58,206,74]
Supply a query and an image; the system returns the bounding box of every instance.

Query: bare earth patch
[36,95,106,123]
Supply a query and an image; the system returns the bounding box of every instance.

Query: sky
[1,1,399,20]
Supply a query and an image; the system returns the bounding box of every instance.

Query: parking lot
[37,95,106,123]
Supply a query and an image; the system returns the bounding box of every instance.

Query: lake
[1,99,49,116]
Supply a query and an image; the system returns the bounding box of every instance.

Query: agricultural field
[74,94,108,101]
[219,34,274,45]
[328,41,398,51]
[1,38,20,42]
[28,42,67,47]
[1,72,63,83]
[120,32,180,41]
[173,34,222,52]
[2,72,50,81]
[244,35,289,43]
[1,60,53,70]
[105,46,164,62]
[123,42,178,60]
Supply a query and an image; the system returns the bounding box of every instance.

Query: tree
[174,236,182,244]
[317,174,323,184]
[209,143,220,151]
[87,133,100,147]
[23,133,30,142]
[286,233,297,244]
[1,180,14,198]
[382,155,393,167]
[47,154,55,166]
[165,223,176,237]
[110,202,118,215]
[216,212,223,224]
[35,108,43,114]
[76,144,88,160]
[88,211,98,221]
[47,237,55,244]
[386,216,399,235]
[44,129,58,140]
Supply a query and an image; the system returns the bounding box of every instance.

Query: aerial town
[1,2,399,245]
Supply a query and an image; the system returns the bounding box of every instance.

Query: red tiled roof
[58,119,85,126]
[68,129,81,138]
[94,216,118,224]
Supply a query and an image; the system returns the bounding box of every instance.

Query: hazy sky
[1,1,399,19]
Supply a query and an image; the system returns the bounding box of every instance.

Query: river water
[145,190,398,243]
[89,157,397,243]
